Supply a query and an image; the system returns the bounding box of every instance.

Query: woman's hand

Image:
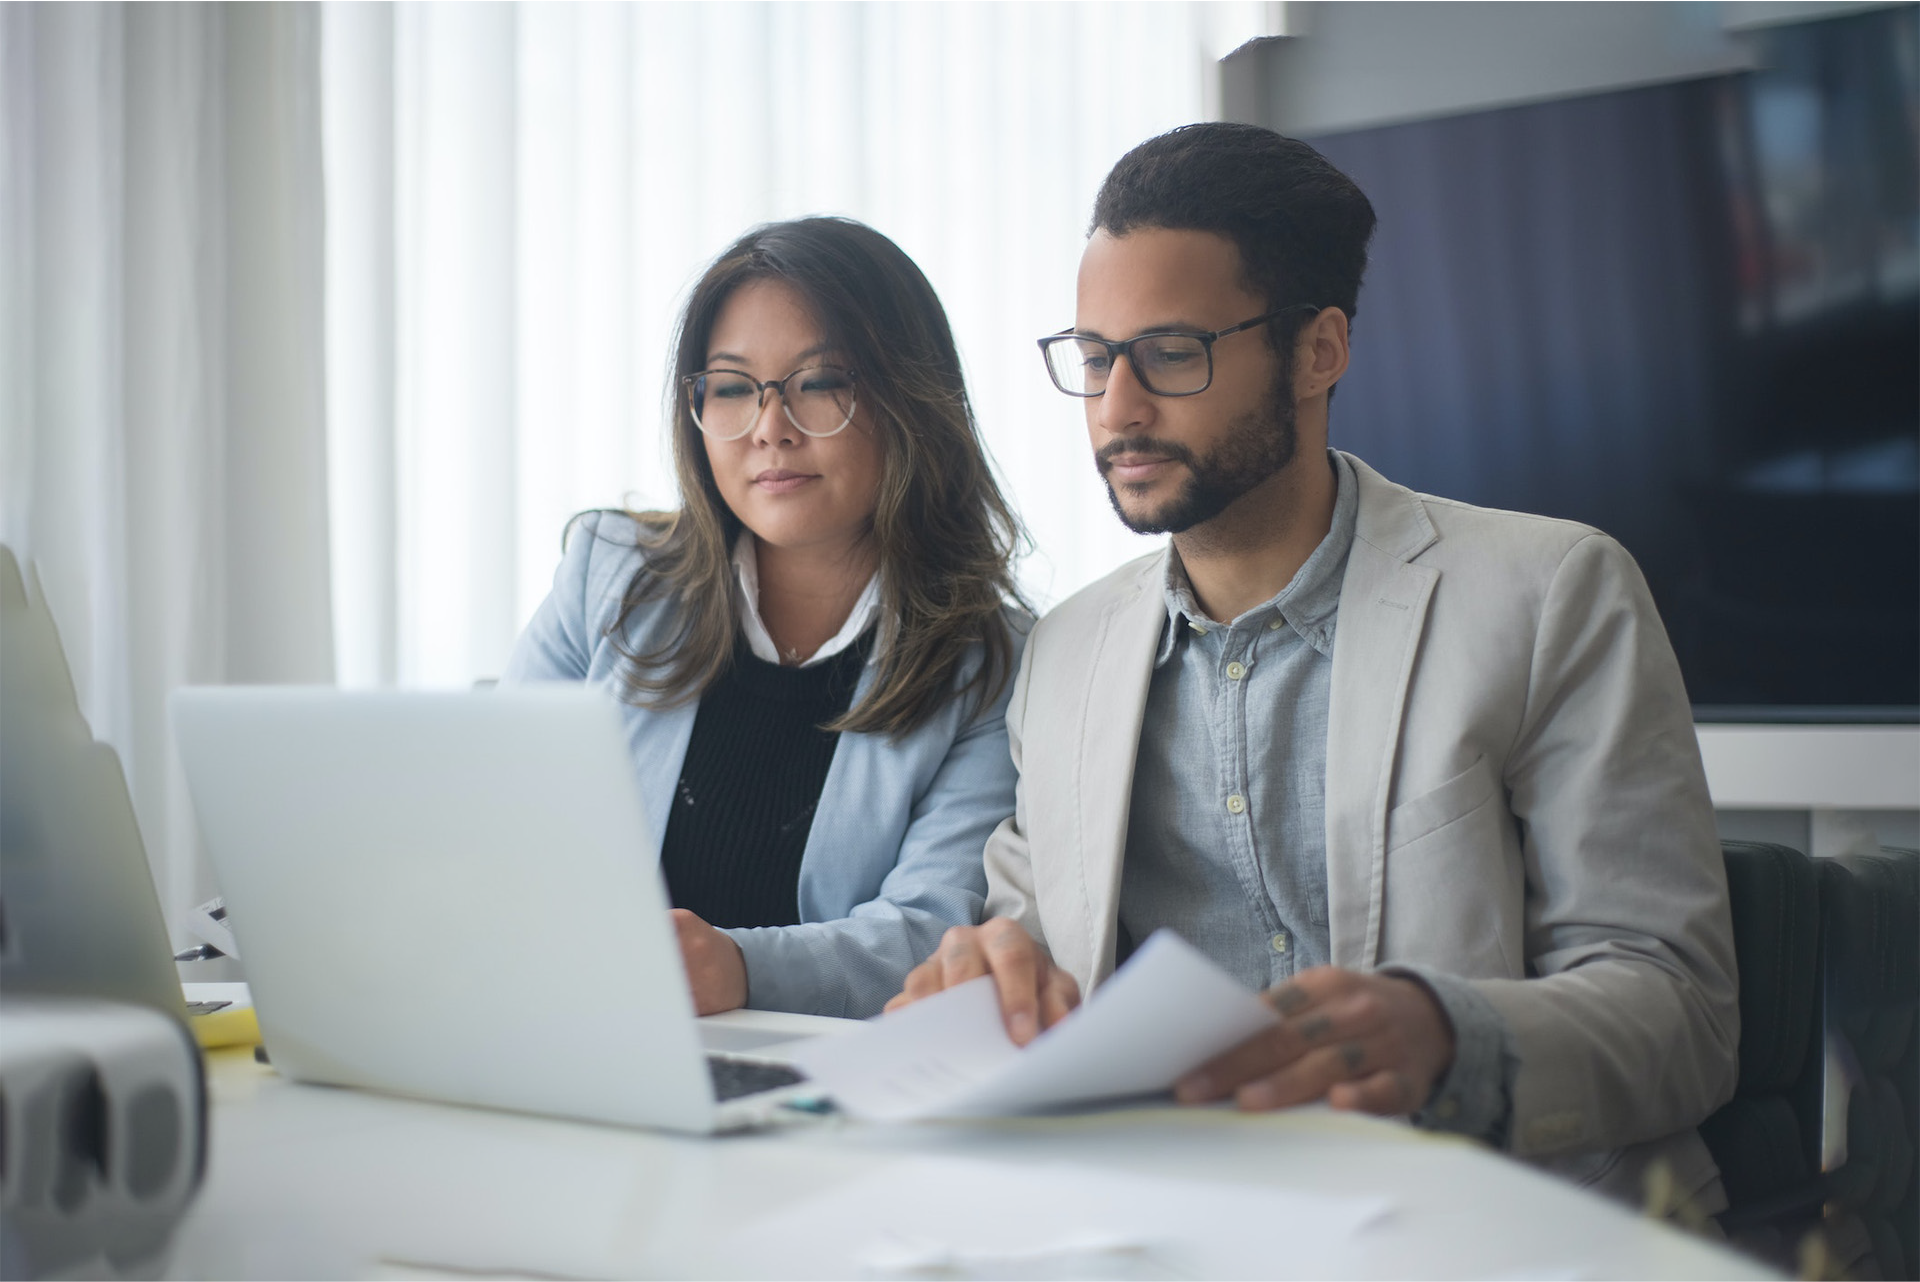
[671,908,748,1015]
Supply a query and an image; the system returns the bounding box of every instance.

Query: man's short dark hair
[1091,123,1377,345]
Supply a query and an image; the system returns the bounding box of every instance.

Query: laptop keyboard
[706,1054,807,1102]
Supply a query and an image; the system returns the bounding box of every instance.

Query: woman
[504,217,1027,1019]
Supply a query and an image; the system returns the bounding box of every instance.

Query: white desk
[166,1011,1774,1281]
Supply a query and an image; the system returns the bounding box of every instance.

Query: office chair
[1701,840,1825,1267]
[1812,846,1917,1280]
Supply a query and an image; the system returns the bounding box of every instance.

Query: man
[889,123,1739,1212]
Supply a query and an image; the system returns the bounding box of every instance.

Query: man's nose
[1093,352,1156,437]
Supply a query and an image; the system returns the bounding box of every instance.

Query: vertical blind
[324,2,1214,689]
[4,4,333,937]
[5,2,1223,939]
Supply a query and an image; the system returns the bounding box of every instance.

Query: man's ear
[1293,307,1351,401]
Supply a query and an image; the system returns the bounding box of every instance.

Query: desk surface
[165,1010,1773,1281]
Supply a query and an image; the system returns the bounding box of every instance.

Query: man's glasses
[1037,305,1321,398]
[684,365,859,440]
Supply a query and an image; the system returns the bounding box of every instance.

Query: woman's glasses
[685,365,859,440]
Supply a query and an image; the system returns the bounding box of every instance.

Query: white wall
[1225,1,1911,137]
[1233,2,1757,136]
[1699,727,1920,855]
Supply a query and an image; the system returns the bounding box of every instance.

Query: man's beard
[1096,370,1298,536]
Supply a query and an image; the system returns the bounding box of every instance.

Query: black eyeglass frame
[682,364,861,440]
[1036,303,1323,398]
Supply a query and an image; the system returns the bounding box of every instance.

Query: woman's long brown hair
[594,217,1027,738]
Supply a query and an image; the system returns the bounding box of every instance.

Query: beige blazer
[985,453,1739,1208]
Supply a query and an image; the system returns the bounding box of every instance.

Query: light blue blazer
[502,511,1023,1018]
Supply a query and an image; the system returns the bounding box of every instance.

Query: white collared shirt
[730,535,881,668]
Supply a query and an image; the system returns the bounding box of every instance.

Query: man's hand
[884,918,1081,1045]
[671,908,748,1015]
[1176,967,1456,1115]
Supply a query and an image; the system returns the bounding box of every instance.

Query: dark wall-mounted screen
[1309,5,1919,721]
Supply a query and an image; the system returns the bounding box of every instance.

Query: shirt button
[1269,933,1287,954]
[1226,794,1246,815]
[1268,618,1285,630]
[1225,661,1247,681]
[1188,621,1209,636]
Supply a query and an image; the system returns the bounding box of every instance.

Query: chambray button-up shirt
[1118,453,1354,988]
[1118,451,1516,1144]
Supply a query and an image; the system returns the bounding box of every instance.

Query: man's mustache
[1095,436,1199,474]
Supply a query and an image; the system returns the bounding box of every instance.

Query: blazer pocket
[1386,755,1498,850]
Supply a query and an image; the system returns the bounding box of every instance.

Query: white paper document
[731,1156,1393,1280]
[786,930,1279,1121]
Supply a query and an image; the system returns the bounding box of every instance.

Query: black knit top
[659,632,873,928]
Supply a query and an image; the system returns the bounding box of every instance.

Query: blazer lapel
[1073,555,1167,989]
[1325,456,1438,971]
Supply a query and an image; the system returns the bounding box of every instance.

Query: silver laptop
[1,546,185,1021]
[170,685,816,1133]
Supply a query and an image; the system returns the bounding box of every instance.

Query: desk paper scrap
[786,931,1279,1120]
[733,1156,1393,1280]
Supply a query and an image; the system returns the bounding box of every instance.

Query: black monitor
[1308,5,1919,721]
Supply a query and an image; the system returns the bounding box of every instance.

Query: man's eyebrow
[1073,321,1208,340]
[703,341,842,367]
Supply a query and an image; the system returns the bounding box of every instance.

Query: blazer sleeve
[1474,532,1740,1158]
[502,513,607,684]
[723,627,1026,1019]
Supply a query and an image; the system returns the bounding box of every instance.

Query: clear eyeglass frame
[683,364,860,440]
[1036,304,1322,398]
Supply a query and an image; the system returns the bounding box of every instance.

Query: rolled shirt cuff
[1385,964,1519,1148]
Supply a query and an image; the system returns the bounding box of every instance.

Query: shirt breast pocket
[1386,755,1498,851]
